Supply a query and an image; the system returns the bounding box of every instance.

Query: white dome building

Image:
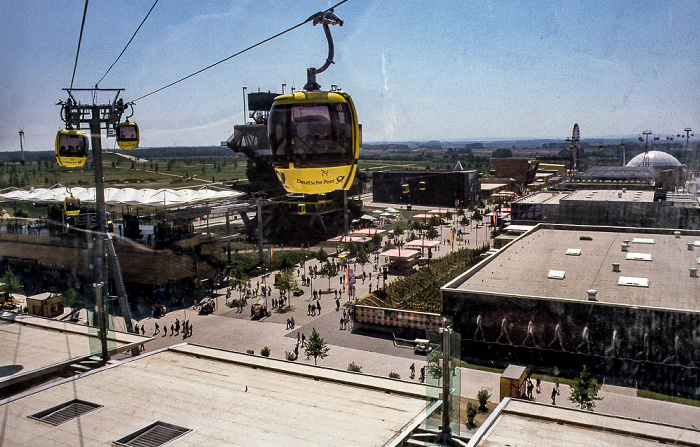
[626,150,682,168]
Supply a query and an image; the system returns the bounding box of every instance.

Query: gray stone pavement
[105,212,700,430]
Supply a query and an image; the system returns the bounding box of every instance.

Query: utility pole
[242,86,248,125]
[680,128,694,150]
[257,199,264,264]
[343,189,348,238]
[640,130,652,166]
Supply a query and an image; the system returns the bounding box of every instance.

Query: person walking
[410,363,416,379]
[551,386,557,405]
[154,322,160,335]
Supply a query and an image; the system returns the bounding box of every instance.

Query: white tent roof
[0,186,244,207]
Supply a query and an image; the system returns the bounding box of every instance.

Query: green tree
[426,226,439,240]
[356,246,370,273]
[275,268,298,308]
[317,248,329,263]
[62,287,82,318]
[426,349,443,381]
[371,233,383,249]
[319,261,338,290]
[1,268,23,298]
[394,221,407,237]
[492,148,513,158]
[304,327,330,365]
[568,366,603,411]
[410,219,423,232]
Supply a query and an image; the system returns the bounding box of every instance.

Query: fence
[354,304,443,331]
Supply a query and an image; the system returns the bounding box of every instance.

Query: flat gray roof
[0,344,430,446]
[516,191,567,205]
[0,312,149,389]
[473,399,700,446]
[452,227,700,311]
[516,189,656,206]
[563,189,655,203]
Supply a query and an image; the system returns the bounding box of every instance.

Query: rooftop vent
[587,290,597,301]
[114,421,191,447]
[612,263,621,272]
[548,270,566,280]
[618,276,650,288]
[626,253,653,261]
[579,236,593,241]
[565,248,581,256]
[689,243,695,251]
[29,399,102,426]
[621,243,629,252]
[674,231,681,238]
[691,268,698,278]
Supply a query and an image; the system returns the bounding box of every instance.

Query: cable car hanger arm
[304,10,343,91]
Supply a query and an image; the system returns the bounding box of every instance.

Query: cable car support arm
[304,10,343,91]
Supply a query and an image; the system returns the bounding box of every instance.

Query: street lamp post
[262,273,269,315]
[242,86,247,124]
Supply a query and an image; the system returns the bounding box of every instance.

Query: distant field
[0,152,248,190]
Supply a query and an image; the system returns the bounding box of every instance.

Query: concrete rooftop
[472,399,700,446]
[0,312,148,389]
[516,189,656,206]
[454,227,700,311]
[0,344,430,447]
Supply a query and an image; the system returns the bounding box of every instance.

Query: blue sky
[0,0,698,150]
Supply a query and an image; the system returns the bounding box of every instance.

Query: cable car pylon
[55,88,138,356]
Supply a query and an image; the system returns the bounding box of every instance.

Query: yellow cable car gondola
[418,181,426,191]
[116,122,140,150]
[402,184,410,194]
[269,90,359,194]
[55,129,89,167]
[268,9,358,195]
[297,203,307,215]
[64,196,81,216]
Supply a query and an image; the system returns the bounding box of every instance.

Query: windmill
[18,128,25,162]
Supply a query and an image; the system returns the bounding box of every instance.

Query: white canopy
[0,186,244,207]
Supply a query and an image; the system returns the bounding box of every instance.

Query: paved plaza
[21,202,700,432]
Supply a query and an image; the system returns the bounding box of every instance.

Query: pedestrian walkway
[111,208,700,431]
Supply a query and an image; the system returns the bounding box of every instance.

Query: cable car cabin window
[118,125,137,141]
[270,103,353,168]
[58,134,89,157]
